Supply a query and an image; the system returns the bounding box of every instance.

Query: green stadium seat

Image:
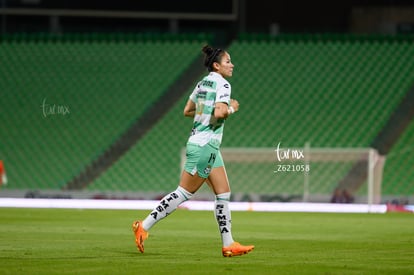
[0,33,209,190]
[2,33,413,199]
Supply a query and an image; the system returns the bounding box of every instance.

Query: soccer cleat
[222,242,254,257]
[132,221,149,253]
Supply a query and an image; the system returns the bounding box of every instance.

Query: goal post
[180,145,385,206]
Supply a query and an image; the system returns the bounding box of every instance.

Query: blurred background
[1,0,413,205]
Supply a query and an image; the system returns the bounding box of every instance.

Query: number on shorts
[208,153,216,164]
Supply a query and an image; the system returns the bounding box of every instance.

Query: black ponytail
[202,45,223,72]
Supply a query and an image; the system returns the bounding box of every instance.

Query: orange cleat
[132,221,149,253]
[222,242,254,257]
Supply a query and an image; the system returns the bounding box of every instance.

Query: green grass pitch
[0,208,413,274]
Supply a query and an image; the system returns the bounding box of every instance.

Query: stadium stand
[90,34,414,200]
[1,33,413,201]
[383,117,414,196]
[223,34,414,199]
[0,33,211,190]
[228,34,413,148]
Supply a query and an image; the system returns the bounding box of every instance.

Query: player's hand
[230,99,239,113]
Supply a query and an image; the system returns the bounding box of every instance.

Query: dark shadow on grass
[107,249,164,257]
[0,250,163,260]
[0,256,103,260]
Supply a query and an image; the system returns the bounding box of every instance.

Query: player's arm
[183,99,196,117]
[214,99,239,119]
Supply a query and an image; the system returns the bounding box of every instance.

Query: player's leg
[133,171,205,253]
[207,165,234,244]
[208,155,254,257]
[133,143,213,253]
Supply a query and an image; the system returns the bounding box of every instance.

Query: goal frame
[180,146,385,207]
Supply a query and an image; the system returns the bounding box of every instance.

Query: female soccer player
[132,45,254,257]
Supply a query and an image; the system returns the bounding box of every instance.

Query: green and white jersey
[188,72,231,148]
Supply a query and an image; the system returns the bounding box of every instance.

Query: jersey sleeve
[189,81,201,103]
[215,81,231,105]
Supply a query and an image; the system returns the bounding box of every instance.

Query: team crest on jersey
[204,165,212,175]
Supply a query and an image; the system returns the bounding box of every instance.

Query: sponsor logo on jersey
[201,80,216,88]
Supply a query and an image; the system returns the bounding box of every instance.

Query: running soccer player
[132,45,254,257]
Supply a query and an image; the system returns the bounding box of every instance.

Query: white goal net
[181,145,385,205]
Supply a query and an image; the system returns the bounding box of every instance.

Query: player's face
[216,52,234,78]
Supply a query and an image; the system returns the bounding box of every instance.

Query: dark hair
[202,45,224,72]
